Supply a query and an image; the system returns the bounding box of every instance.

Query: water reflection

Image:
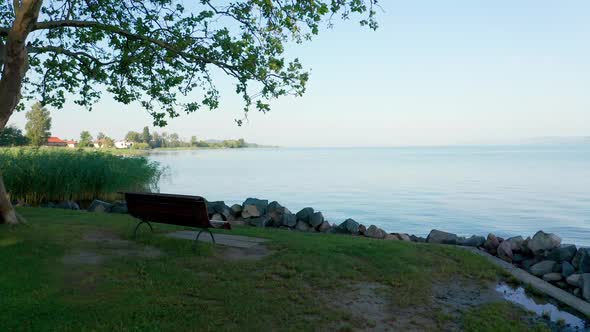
[495,283,588,330]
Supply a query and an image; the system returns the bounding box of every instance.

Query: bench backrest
[124,192,212,228]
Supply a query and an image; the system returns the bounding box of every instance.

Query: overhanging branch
[28,45,116,66]
[0,20,242,77]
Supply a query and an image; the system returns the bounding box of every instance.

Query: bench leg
[195,228,215,244]
[133,220,154,238]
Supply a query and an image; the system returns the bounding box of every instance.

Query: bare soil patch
[215,244,274,262]
[327,278,504,331]
[62,230,164,265]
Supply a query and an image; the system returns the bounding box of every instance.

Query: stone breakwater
[39,197,590,304]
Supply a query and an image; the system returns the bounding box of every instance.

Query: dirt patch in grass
[327,278,504,331]
[215,244,274,262]
[62,230,164,265]
[62,250,105,265]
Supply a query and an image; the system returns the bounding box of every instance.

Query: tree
[150,132,162,148]
[238,138,247,148]
[0,125,28,146]
[78,131,93,147]
[24,102,51,147]
[0,1,378,225]
[141,127,152,144]
[103,137,115,148]
[96,132,106,141]
[125,131,142,143]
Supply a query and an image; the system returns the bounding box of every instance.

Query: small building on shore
[46,137,68,147]
[66,140,78,148]
[115,140,133,149]
[93,139,108,148]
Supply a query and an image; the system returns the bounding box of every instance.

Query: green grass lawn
[0,208,550,331]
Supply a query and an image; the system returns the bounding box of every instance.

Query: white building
[115,140,133,149]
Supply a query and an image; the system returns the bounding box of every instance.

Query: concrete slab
[165,231,268,249]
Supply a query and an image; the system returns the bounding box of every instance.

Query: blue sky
[9,1,590,146]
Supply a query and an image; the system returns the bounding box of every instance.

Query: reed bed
[0,147,163,205]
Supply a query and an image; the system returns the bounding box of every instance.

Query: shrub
[0,147,163,205]
[131,142,151,150]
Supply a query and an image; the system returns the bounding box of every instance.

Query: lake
[149,145,590,246]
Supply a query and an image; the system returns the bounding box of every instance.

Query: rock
[295,207,314,223]
[206,201,230,219]
[365,225,386,239]
[247,215,273,227]
[267,201,283,214]
[426,229,458,245]
[582,274,590,301]
[497,240,513,262]
[227,215,246,226]
[267,202,291,226]
[458,235,485,247]
[527,231,561,254]
[211,213,224,221]
[41,202,58,208]
[111,202,128,214]
[483,234,500,255]
[572,247,590,273]
[521,237,533,255]
[87,200,113,213]
[309,212,324,228]
[546,244,577,262]
[358,224,367,235]
[573,288,581,297]
[530,260,557,277]
[336,219,360,235]
[410,235,426,243]
[385,234,400,241]
[318,221,331,233]
[512,253,527,264]
[552,263,562,273]
[295,220,312,232]
[241,198,268,218]
[241,205,260,219]
[55,200,80,210]
[555,281,568,289]
[393,233,412,242]
[13,200,28,207]
[562,261,575,278]
[566,274,583,288]
[230,204,242,217]
[507,236,524,251]
[281,212,297,228]
[542,273,562,282]
[522,257,543,271]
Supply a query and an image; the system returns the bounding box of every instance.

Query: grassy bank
[0,148,162,205]
[0,208,552,331]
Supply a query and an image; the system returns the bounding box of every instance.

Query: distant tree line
[124,127,253,149]
[0,104,259,150]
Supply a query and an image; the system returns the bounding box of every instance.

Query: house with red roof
[46,137,68,147]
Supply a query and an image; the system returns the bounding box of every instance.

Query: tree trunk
[0,0,43,225]
[0,175,20,225]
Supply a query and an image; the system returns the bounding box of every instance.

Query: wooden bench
[123,192,231,244]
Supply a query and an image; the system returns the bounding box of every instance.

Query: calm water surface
[149,145,590,246]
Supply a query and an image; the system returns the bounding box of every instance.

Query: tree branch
[6,20,241,77]
[13,0,20,16]
[27,45,117,66]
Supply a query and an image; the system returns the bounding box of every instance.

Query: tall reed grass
[0,147,163,205]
